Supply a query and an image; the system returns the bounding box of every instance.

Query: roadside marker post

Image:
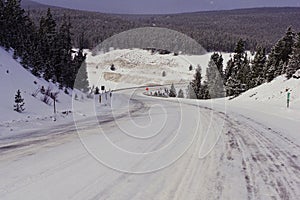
[287,91,291,108]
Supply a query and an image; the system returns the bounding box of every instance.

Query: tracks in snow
[215,110,300,200]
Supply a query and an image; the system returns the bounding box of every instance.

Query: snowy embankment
[86,48,232,90]
[230,74,300,142]
[0,47,91,140]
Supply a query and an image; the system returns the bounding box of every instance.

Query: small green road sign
[287,92,291,108]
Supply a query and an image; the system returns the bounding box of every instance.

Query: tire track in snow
[218,111,300,200]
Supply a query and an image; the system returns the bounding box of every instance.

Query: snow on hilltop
[86,49,232,90]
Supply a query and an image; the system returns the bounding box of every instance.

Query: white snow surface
[0,47,92,140]
[86,49,232,90]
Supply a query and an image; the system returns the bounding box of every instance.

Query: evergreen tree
[55,16,73,85]
[177,89,184,98]
[190,65,202,99]
[2,0,34,61]
[186,82,197,99]
[225,77,241,97]
[94,86,100,95]
[39,9,57,80]
[3,0,24,48]
[169,83,177,97]
[74,55,89,92]
[266,27,295,82]
[237,53,251,91]
[206,53,225,98]
[210,52,224,77]
[250,46,267,87]
[225,39,249,96]
[286,32,300,79]
[224,58,234,83]
[14,89,25,112]
[199,81,210,99]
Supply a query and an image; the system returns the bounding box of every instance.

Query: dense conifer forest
[1,0,89,91]
[21,1,300,52]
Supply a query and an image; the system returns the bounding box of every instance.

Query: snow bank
[234,75,300,109]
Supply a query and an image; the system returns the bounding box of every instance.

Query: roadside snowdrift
[235,75,300,109]
[221,75,299,142]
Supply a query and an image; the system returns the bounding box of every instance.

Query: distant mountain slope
[123,7,300,52]
[24,2,300,52]
[21,0,50,9]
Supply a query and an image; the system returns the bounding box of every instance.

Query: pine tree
[224,58,234,83]
[210,52,224,77]
[225,77,241,97]
[39,9,57,81]
[186,82,197,99]
[14,89,25,112]
[53,15,73,84]
[250,46,267,87]
[177,89,184,98]
[237,53,251,92]
[266,27,295,82]
[199,81,210,99]
[169,83,177,97]
[74,56,89,92]
[225,39,248,96]
[190,65,202,99]
[2,0,33,59]
[94,86,100,95]
[286,32,300,79]
[206,53,225,98]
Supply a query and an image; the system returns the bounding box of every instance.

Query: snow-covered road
[0,89,299,200]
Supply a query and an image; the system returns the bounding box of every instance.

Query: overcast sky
[34,0,300,14]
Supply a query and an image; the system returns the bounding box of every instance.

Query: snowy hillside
[0,48,77,122]
[234,73,300,109]
[229,74,300,140]
[86,49,232,90]
[0,48,91,139]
